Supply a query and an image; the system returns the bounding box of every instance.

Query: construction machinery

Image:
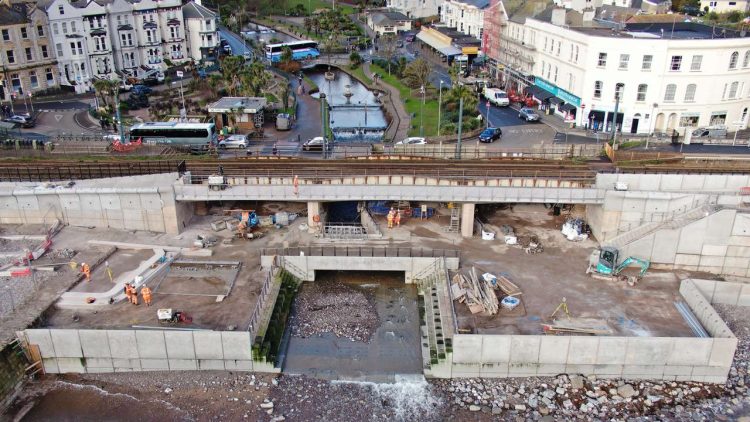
[158,308,192,325]
[587,246,650,286]
[236,211,260,240]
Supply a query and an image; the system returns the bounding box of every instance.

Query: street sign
[176,70,184,78]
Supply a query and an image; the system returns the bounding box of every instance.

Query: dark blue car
[131,85,152,96]
[479,127,502,143]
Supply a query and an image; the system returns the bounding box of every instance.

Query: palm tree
[444,83,478,115]
[92,78,116,108]
[240,61,270,97]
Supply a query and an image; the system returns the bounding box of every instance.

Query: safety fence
[260,246,460,259]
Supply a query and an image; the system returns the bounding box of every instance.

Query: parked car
[190,144,212,155]
[405,33,415,42]
[218,134,248,149]
[302,136,327,151]
[223,45,233,55]
[479,127,502,143]
[518,107,541,122]
[483,88,510,107]
[119,80,133,92]
[131,85,152,96]
[3,114,35,128]
[396,137,426,145]
[691,126,727,139]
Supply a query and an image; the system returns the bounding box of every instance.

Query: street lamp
[437,80,444,136]
[647,102,658,150]
[173,70,186,121]
[419,85,425,137]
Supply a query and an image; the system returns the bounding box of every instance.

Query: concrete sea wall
[439,280,737,384]
[21,329,277,374]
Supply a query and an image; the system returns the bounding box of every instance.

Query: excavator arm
[614,257,650,277]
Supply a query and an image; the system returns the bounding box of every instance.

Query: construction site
[0,159,748,420]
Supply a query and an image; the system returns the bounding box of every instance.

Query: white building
[182,1,219,62]
[386,0,444,19]
[43,0,189,93]
[440,0,488,38]
[700,0,749,13]
[366,11,412,36]
[500,7,750,135]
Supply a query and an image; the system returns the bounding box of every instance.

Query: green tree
[221,55,246,96]
[304,17,312,34]
[281,83,291,110]
[444,83,478,116]
[379,34,399,75]
[349,51,362,68]
[92,78,117,108]
[402,58,431,89]
[281,46,294,63]
[240,61,271,97]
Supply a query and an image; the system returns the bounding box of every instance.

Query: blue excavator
[588,246,650,285]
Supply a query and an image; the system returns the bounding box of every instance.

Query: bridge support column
[461,203,475,238]
[307,201,322,233]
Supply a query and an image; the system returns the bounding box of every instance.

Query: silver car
[518,107,541,122]
[218,134,248,149]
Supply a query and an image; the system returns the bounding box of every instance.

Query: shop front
[533,78,582,127]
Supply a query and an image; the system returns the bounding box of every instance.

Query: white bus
[129,122,218,146]
[265,40,320,62]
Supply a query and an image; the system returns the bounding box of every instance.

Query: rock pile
[290,281,379,342]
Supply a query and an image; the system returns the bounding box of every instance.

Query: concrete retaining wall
[596,173,750,193]
[0,174,192,235]
[21,328,278,374]
[688,278,750,307]
[616,209,750,278]
[440,279,737,383]
[260,255,460,283]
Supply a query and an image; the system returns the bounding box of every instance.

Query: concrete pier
[461,203,475,238]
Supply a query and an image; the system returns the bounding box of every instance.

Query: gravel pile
[290,281,379,342]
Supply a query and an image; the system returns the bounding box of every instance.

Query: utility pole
[320,93,327,159]
[114,84,125,143]
[611,93,620,145]
[27,92,34,113]
[437,80,443,135]
[419,85,425,137]
[455,97,464,159]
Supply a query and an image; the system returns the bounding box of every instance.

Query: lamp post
[114,84,125,143]
[320,93,327,158]
[732,120,743,146]
[647,103,658,150]
[437,80,443,135]
[174,70,186,121]
[419,85,425,137]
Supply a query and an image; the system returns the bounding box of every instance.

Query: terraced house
[0,0,58,101]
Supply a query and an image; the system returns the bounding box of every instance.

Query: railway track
[0,157,747,183]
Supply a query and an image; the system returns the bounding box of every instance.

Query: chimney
[582,7,595,22]
[551,7,567,26]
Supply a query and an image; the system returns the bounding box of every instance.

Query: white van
[484,88,510,107]
[691,126,727,139]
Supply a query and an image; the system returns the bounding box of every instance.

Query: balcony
[147,57,162,64]
[170,53,184,60]
[503,37,535,50]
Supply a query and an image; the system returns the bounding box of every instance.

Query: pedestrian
[141,286,152,306]
[272,144,278,156]
[387,208,395,229]
[81,262,91,282]
[395,210,401,227]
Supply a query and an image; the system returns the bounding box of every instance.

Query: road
[219,26,254,59]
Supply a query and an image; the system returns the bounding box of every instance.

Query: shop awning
[559,103,577,112]
[589,110,606,121]
[549,97,563,105]
[438,46,462,56]
[527,85,554,101]
[416,30,450,51]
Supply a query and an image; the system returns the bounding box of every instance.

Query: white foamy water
[53,380,141,402]
[334,374,442,421]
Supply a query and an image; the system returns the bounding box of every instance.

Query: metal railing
[260,246,460,259]
[245,268,275,337]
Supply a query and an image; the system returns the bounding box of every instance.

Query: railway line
[0,157,747,183]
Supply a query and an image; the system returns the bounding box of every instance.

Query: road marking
[54,115,63,122]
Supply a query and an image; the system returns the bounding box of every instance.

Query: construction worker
[130,284,139,305]
[141,286,152,306]
[124,283,133,303]
[387,208,395,229]
[81,263,91,282]
[394,210,402,227]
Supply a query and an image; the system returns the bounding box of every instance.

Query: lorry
[483,88,510,107]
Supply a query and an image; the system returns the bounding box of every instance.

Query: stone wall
[440,280,737,384]
[21,328,277,374]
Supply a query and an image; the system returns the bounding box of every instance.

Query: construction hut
[207,97,267,134]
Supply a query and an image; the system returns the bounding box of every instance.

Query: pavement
[362,61,411,142]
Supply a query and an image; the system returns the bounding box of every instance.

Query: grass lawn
[371,64,440,137]
[348,65,372,86]
[286,0,356,15]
